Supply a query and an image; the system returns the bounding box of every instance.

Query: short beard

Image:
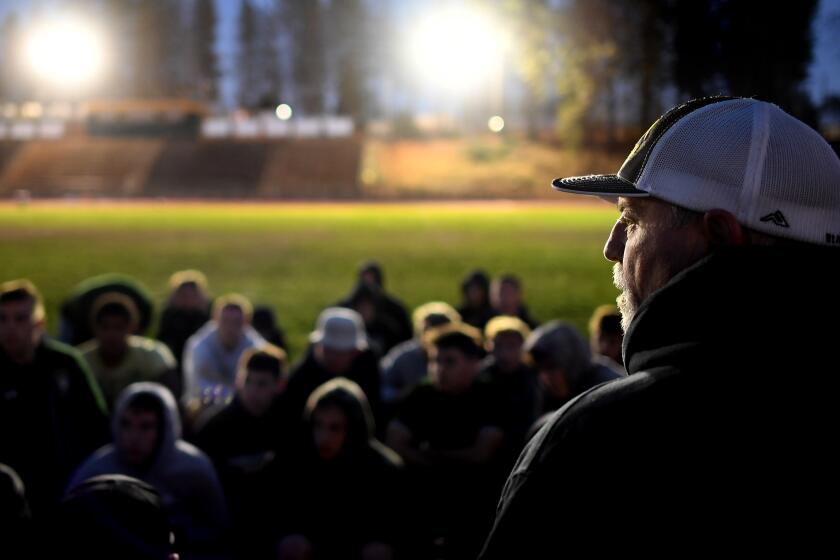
[612,263,634,332]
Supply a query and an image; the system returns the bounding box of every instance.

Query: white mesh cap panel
[635,98,840,246]
[756,107,840,244]
[637,100,753,214]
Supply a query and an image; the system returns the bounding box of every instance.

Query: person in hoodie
[275,377,403,560]
[525,320,623,419]
[455,269,496,330]
[355,260,413,349]
[68,382,230,558]
[337,281,406,357]
[79,292,177,408]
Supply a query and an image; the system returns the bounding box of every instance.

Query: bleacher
[0,138,163,197]
[257,138,363,199]
[0,137,362,199]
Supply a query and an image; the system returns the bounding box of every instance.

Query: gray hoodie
[68,382,229,553]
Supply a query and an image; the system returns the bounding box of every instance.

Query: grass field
[0,200,620,360]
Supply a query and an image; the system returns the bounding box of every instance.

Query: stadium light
[23,17,107,92]
[405,4,507,96]
[275,104,293,120]
[488,115,505,133]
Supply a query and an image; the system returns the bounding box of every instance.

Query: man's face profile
[604,196,708,330]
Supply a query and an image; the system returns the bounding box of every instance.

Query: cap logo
[760,210,790,228]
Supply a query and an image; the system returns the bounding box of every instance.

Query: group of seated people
[0,262,625,559]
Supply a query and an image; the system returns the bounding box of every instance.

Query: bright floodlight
[488,115,505,133]
[24,18,106,90]
[275,104,293,120]
[406,5,505,94]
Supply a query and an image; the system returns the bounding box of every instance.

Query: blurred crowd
[0,262,625,559]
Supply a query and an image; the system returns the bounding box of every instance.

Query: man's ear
[703,209,745,246]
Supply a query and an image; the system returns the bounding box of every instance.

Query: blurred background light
[275,103,293,120]
[23,17,107,91]
[488,115,505,133]
[405,5,506,96]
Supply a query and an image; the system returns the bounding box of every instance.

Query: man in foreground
[480,96,840,557]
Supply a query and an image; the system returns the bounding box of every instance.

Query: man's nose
[603,221,626,262]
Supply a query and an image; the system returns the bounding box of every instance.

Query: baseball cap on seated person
[310,307,368,352]
[552,96,840,247]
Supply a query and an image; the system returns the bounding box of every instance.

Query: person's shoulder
[384,339,421,361]
[76,339,98,357]
[42,337,95,376]
[555,370,661,426]
[394,381,436,417]
[194,399,239,437]
[518,370,667,472]
[43,336,84,360]
[68,444,119,489]
[289,348,318,376]
[381,292,409,314]
[405,379,436,399]
[187,321,216,346]
[167,441,226,496]
[593,354,627,377]
[129,336,176,364]
[174,439,217,471]
[367,440,404,470]
[469,375,501,399]
[244,325,267,346]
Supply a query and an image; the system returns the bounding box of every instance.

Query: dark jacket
[286,345,381,426]
[480,359,540,461]
[193,395,294,560]
[337,282,412,357]
[157,306,211,370]
[0,336,108,516]
[276,378,404,559]
[192,395,293,471]
[480,246,840,558]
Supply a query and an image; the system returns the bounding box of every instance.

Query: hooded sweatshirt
[525,320,623,414]
[277,377,404,559]
[68,382,229,557]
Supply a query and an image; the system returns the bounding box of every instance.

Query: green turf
[0,202,620,360]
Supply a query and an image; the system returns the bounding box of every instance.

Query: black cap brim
[552,174,648,199]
